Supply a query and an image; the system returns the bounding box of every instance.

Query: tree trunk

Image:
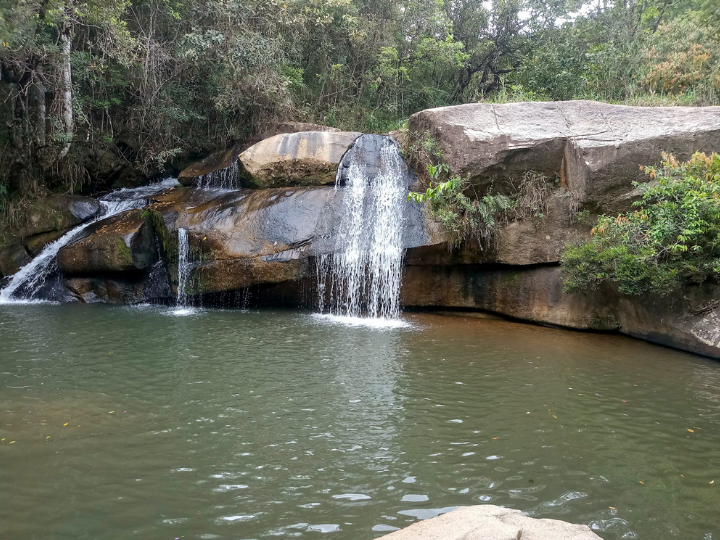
[58,30,73,160]
[33,65,47,147]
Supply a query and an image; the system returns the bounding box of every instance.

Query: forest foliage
[0,0,719,202]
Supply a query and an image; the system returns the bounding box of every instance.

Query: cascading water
[196,162,240,190]
[317,135,411,320]
[176,228,191,309]
[0,178,179,304]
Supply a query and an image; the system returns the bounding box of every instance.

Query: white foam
[310,313,412,329]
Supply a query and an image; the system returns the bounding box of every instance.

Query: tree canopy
[0,0,718,201]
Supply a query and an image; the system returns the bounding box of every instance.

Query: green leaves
[562,152,720,296]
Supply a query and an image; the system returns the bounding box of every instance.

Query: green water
[0,305,719,540]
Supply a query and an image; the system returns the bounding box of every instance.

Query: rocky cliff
[6,100,720,359]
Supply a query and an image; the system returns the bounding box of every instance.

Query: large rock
[383,505,601,540]
[238,131,361,188]
[57,209,158,274]
[13,194,101,239]
[147,177,427,296]
[409,101,720,213]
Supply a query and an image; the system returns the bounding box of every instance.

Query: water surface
[1,306,719,539]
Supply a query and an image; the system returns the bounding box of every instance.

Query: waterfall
[196,162,240,190]
[176,228,191,308]
[0,178,179,304]
[317,135,410,320]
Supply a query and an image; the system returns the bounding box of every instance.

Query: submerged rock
[238,131,362,188]
[410,101,720,213]
[383,505,601,540]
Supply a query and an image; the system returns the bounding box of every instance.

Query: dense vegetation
[0,0,719,206]
[562,152,720,295]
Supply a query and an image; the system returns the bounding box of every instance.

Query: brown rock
[0,243,31,277]
[57,209,158,274]
[238,131,362,188]
[14,194,101,238]
[409,101,720,213]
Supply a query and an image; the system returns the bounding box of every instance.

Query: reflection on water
[0,305,719,540]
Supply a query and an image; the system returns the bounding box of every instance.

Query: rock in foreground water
[383,505,602,540]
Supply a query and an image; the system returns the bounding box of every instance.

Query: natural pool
[0,305,718,540]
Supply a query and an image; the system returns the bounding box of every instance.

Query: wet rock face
[0,244,31,277]
[409,100,720,214]
[238,131,362,188]
[383,505,602,540]
[178,146,243,187]
[57,209,158,274]
[64,262,171,304]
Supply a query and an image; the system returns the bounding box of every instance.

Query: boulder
[178,145,242,188]
[238,131,362,188]
[0,243,31,277]
[409,101,720,213]
[14,194,100,239]
[383,505,601,540]
[57,209,158,274]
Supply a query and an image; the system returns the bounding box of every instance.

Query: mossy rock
[57,209,158,274]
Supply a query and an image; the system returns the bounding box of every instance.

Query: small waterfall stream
[196,162,240,190]
[317,135,410,320]
[0,178,179,303]
[176,228,191,310]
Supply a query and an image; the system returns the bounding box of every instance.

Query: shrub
[408,169,555,249]
[562,152,720,296]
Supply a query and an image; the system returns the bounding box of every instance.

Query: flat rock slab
[238,131,362,188]
[383,505,601,540]
[410,100,720,213]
